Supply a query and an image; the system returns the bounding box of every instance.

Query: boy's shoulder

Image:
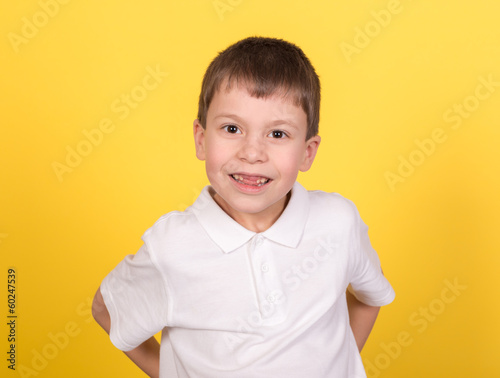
[143,208,198,241]
[140,186,225,253]
[143,186,213,237]
[306,188,360,221]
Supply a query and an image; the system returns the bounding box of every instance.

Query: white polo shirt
[101,182,395,378]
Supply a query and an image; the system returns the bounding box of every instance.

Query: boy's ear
[193,119,206,161]
[299,135,321,172]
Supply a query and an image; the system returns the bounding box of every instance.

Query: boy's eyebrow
[213,113,301,130]
[213,113,245,123]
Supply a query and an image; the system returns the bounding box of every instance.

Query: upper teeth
[233,174,244,181]
[232,175,269,185]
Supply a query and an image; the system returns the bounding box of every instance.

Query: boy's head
[197,36,320,141]
[193,37,321,232]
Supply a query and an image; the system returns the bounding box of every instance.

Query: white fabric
[100,182,395,377]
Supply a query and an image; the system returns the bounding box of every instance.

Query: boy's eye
[268,130,287,139]
[223,125,241,134]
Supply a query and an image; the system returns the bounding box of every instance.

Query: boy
[93,37,395,377]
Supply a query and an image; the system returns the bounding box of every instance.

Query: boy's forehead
[209,84,307,123]
[208,80,305,122]
[218,78,301,105]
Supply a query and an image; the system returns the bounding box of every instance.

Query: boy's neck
[211,191,291,233]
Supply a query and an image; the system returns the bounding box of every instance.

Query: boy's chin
[219,194,287,216]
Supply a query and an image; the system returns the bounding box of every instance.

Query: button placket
[250,236,269,306]
[266,293,276,303]
[251,236,282,321]
[255,235,263,247]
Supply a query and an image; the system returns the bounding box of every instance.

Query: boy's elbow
[92,287,111,333]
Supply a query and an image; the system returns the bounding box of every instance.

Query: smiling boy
[193,79,319,232]
[93,37,395,377]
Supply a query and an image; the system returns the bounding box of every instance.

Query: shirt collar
[190,182,310,253]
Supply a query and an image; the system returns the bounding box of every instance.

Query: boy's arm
[92,287,160,378]
[346,289,380,352]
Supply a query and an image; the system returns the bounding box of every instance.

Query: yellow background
[1,0,499,377]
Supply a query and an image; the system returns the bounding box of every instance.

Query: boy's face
[193,84,320,231]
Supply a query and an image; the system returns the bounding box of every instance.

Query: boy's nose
[237,138,267,164]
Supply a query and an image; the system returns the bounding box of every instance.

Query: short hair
[197,36,320,140]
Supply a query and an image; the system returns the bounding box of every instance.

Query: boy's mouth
[230,174,271,187]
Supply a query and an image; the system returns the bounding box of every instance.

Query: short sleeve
[100,243,170,351]
[348,203,395,307]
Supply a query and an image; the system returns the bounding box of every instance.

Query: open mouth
[230,174,271,187]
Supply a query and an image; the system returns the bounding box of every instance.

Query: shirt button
[261,263,269,272]
[267,294,276,303]
[255,236,263,246]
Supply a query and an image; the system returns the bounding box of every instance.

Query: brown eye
[223,125,241,134]
[269,130,286,139]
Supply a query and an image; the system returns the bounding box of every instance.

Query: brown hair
[197,37,320,140]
